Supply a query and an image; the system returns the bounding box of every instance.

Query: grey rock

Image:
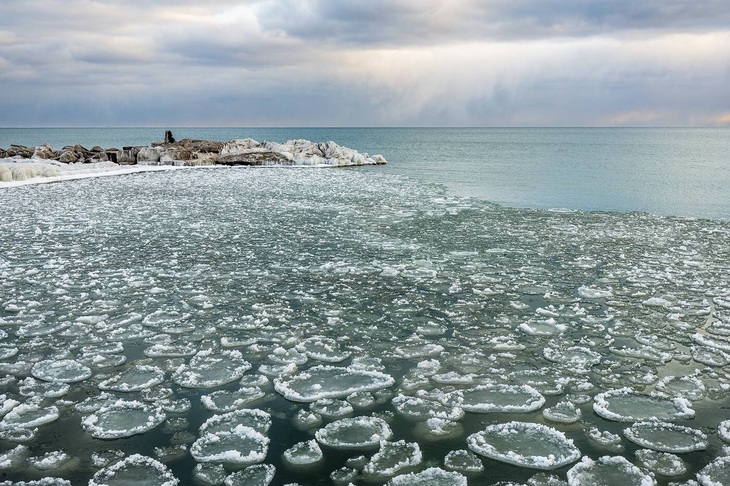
[137,146,162,163]
[160,148,194,164]
[118,148,139,165]
[32,144,56,160]
[7,145,34,158]
[59,150,79,163]
[215,151,291,166]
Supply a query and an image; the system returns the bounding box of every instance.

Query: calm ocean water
[2,127,728,220]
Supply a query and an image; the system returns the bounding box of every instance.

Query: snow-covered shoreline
[0,136,387,188]
[0,160,186,188]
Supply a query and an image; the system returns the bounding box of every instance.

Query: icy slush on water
[1,168,730,484]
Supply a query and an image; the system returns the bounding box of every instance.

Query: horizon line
[1,125,728,130]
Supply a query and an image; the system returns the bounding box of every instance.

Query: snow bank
[0,158,180,188]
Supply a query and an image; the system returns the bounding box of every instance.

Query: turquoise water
[2,127,729,219]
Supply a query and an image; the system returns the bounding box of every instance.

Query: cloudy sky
[1,0,729,127]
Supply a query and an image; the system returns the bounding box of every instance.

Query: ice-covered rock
[214,138,385,167]
[137,146,162,163]
[467,421,581,470]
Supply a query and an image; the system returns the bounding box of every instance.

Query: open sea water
[2,127,729,220]
[1,128,730,485]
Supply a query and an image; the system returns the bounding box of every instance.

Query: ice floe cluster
[1,168,730,485]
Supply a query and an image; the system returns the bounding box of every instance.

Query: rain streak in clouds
[0,0,729,127]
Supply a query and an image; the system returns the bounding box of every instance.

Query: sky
[1,0,729,127]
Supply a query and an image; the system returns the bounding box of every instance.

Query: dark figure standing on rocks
[164,130,175,144]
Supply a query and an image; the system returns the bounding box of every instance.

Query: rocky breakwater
[0,133,387,183]
[138,137,387,167]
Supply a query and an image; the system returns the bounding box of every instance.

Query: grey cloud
[0,0,728,127]
[258,0,730,45]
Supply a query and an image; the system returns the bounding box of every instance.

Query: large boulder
[137,146,162,164]
[220,139,261,156]
[7,145,34,158]
[58,150,79,163]
[175,139,224,154]
[216,150,292,166]
[160,148,194,164]
[89,151,108,162]
[32,144,56,160]
[118,147,140,165]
